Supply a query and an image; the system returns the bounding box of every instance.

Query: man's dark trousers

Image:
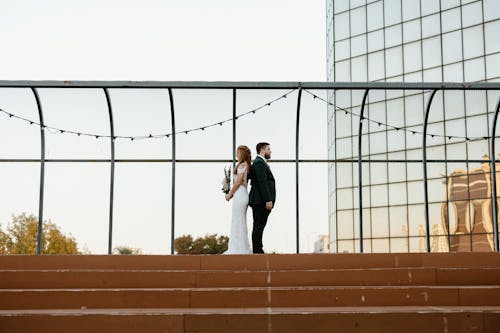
[251,205,270,254]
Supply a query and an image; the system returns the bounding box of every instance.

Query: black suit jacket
[249,156,276,206]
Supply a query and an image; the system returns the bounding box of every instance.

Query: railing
[0,81,499,254]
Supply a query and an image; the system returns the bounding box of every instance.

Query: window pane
[371,184,388,207]
[334,0,349,13]
[352,56,367,81]
[441,0,460,10]
[485,21,500,55]
[385,24,402,48]
[390,206,408,237]
[367,1,383,31]
[384,0,402,26]
[424,67,442,82]
[463,26,484,60]
[404,41,422,73]
[336,59,351,81]
[464,58,485,82]
[335,12,350,41]
[368,51,385,81]
[421,0,440,16]
[386,46,403,77]
[351,35,367,57]
[442,31,463,64]
[402,0,420,21]
[335,39,350,61]
[442,8,461,33]
[484,0,500,21]
[487,53,500,79]
[351,7,367,36]
[443,63,463,81]
[465,91,487,116]
[423,37,442,69]
[403,19,421,43]
[462,1,483,27]
[422,14,441,39]
[368,30,384,52]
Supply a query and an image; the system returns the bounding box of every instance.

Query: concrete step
[1,286,500,310]
[0,307,499,333]
[1,267,500,289]
[1,252,499,271]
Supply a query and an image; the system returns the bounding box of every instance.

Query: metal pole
[232,89,236,168]
[104,88,115,255]
[357,89,369,253]
[295,88,303,254]
[169,88,176,255]
[32,88,45,255]
[422,89,438,253]
[490,97,500,252]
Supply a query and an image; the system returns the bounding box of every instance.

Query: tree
[113,246,142,255]
[0,213,80,254]
[174,234,228,254]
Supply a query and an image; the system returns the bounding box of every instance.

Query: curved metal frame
[104,88,115,255]
[422,89,438,253]
[357,89,370,253]
[490,97,500,252]
[232,89,237,168]
[32,88,46,255]
[168,88,176,255]
[295,88,303,254]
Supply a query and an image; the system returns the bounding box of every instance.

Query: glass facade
[326,0,500,253]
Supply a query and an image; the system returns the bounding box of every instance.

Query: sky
[0,0,327,254]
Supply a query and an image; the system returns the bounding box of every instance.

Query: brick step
[1,267,499,289]
[2,286,500,310]
[0,307,499,333]
[1,252,499,271]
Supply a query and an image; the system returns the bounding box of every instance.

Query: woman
[225,145,252,254]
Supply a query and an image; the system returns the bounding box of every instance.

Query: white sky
[0,0,327,254]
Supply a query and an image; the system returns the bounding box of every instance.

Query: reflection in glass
[390,205,408,237]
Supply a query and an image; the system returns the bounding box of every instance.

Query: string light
[0,89,295,142]
[303,89,496,142]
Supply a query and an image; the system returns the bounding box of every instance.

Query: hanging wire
[0,89,296,141]
[303,89,493,142]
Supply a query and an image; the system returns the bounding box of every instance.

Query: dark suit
[249,156,276,253]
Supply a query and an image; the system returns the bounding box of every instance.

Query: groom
[249,142,276,254]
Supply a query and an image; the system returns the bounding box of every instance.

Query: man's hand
[265,201,273,210]
[225,193,233,201]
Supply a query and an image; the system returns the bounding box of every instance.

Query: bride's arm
[225,172,245,201]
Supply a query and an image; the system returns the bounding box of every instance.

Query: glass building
[326,0,500,253]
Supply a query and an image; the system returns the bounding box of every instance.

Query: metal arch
[422,89,439,253]
[103,88,116,255]
[490,97,500,252]
[295,88,303,254]
[32,88,46,255]
[168,88,176,255]
[357,89,370,253]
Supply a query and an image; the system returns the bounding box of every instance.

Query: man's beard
[264,153,271,159]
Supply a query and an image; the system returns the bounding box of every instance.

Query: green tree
[0,213,80,254]
[113,246,142,255]
[174,234,228,254]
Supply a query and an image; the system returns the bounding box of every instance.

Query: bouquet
[221,166,231,194]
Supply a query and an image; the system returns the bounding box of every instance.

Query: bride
[224,145,252,254]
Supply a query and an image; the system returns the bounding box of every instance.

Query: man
[249,142,276,254]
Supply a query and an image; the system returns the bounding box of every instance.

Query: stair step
[1,252,499,270]
[2,286,500,309]
[0,307,499,333]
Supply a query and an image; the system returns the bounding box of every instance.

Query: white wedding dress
[226,164,251,254]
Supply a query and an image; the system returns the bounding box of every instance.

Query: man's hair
[256,142,270,154]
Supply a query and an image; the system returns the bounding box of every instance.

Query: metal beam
[0,81,499,90]
[169,88,176,255]
[490,97,500,252]
[32,88,46,255]
[422,89,438,253]
[104,88,115,255]
[295,88,302,254]
[357,89,370,253]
